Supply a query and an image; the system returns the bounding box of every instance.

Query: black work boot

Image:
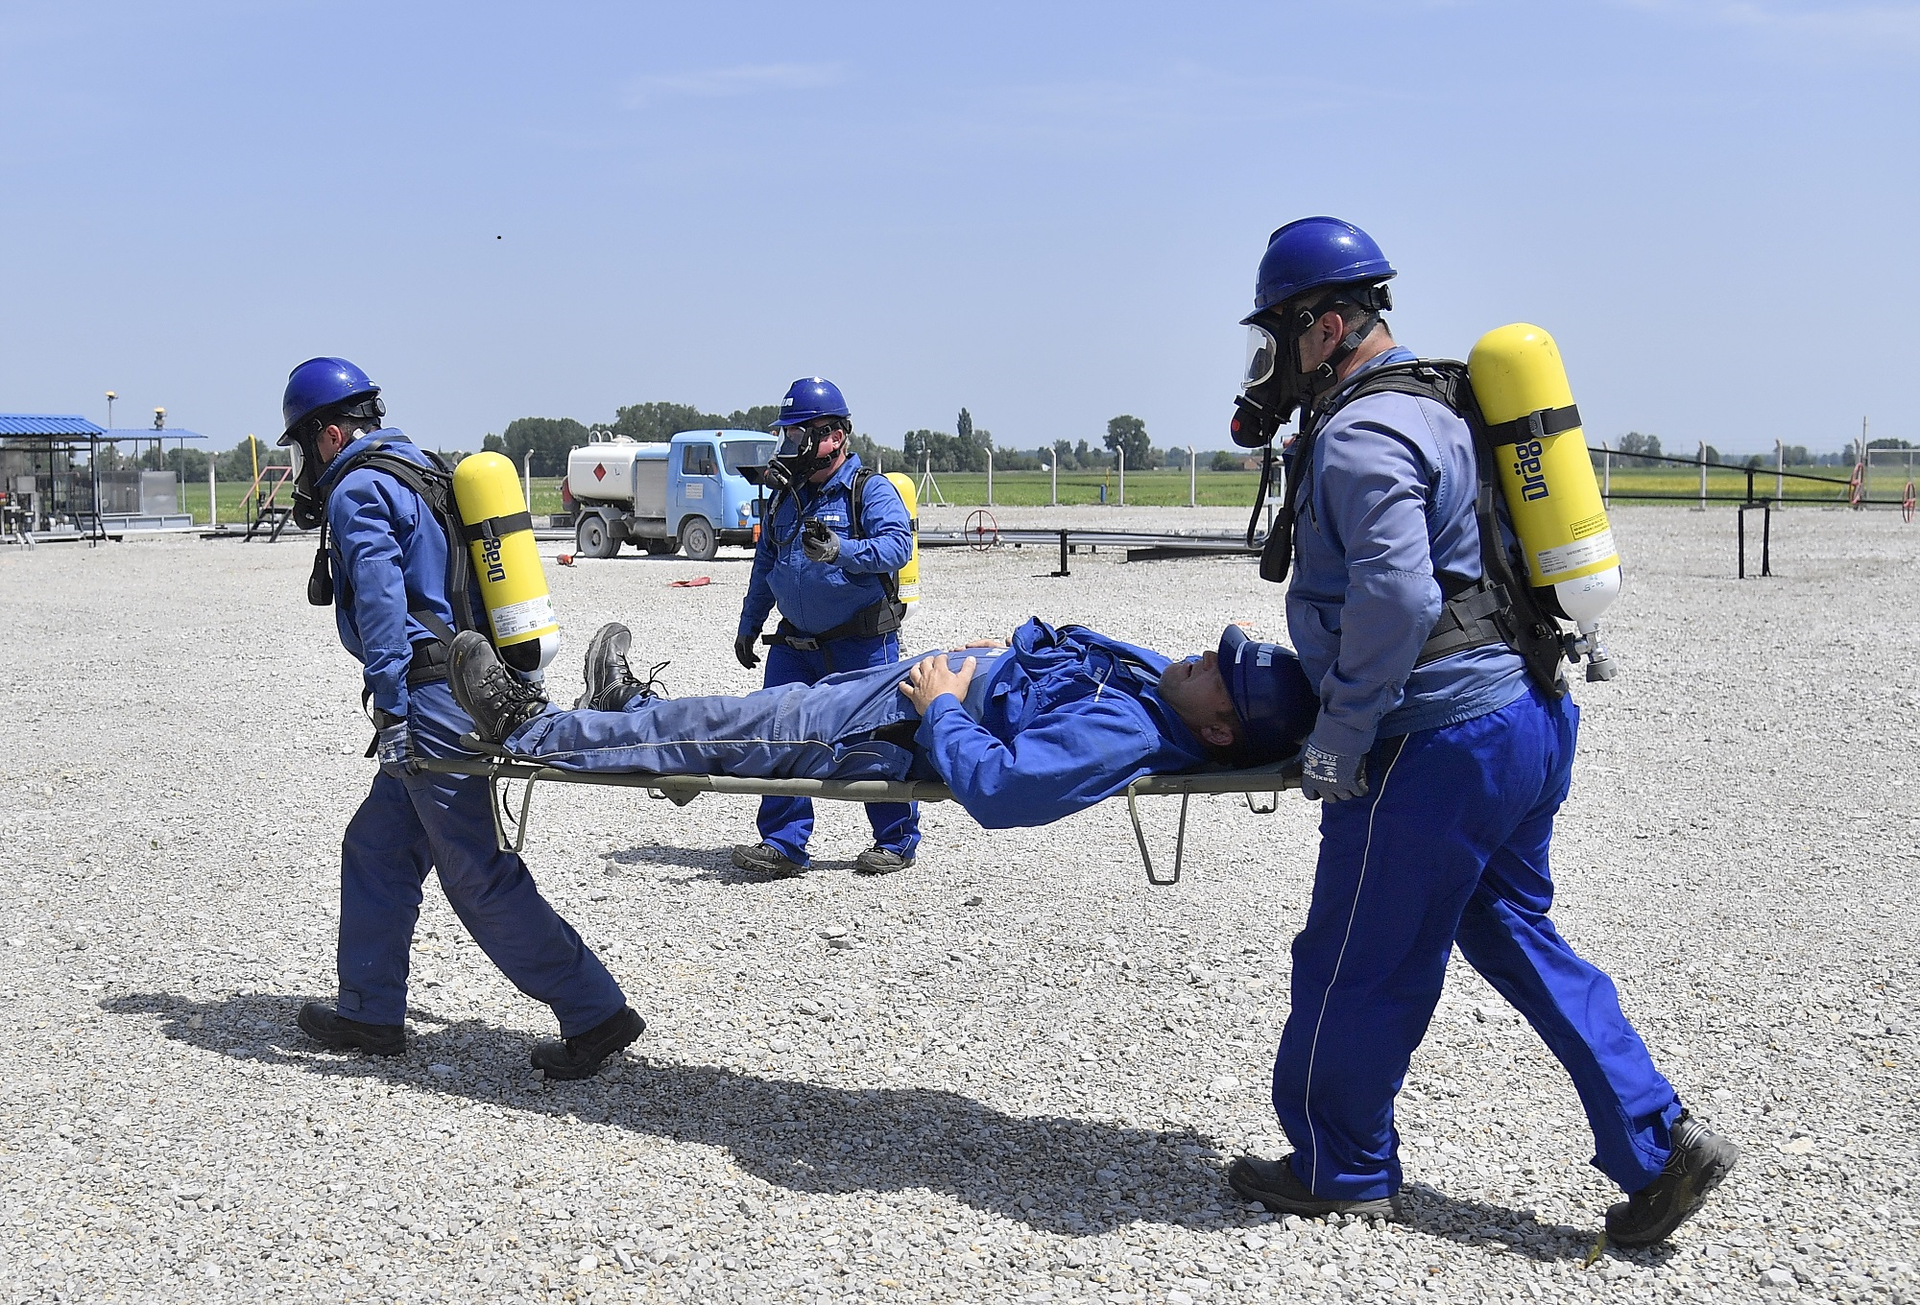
[732,842,806,879]
[853,846,915,876]
[1227,1154,1404,1220]
[1605,1112,1739,1247]
[297,1001,405,1057]
[530,1006,645,1080]
[573,622,667,712]
[449,630,549,744]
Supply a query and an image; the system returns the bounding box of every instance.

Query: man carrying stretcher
[448,617,1316,850]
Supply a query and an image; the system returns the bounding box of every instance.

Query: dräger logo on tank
[481,536,507,584]
[1511,439,1549,502]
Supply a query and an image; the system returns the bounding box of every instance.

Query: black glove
[800,518,842,564]
[374,719,416,778]
[734,633,762,670]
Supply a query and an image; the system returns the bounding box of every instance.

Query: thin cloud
[1618,0,1920,50]
[623,63,844,106]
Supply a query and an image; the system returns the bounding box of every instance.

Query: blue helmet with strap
[774,377,851,428]
[280,357,381,444]
[1243,216,1396,322]
[1217,624,1318,765]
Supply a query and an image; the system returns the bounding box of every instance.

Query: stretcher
[415,749,1303,887]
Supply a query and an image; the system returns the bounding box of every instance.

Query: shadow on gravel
[106,991,1240,1234]
[1398,1185,1627,1265]
[604,843,869,887]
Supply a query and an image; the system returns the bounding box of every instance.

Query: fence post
[1050,459,1057,507]
[208,461,217,527]
[1601,441,1611,507]
[986,455,993,508]
[1118,447,1126,506]
[1697,441,1707,510]
[1775,439,1784,503]
[1188,446,1196,507]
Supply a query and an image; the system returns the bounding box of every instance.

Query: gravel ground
[1,504,1914,1305]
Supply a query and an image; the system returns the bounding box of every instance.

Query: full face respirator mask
[740,423,844,496]
[1229,283,1392,450]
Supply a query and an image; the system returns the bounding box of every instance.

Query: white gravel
[1,503,1915,1304]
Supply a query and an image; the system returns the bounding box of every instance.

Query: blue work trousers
[337,682,627,1036]
[756,634,919,865]
[1271,686,1682,1201]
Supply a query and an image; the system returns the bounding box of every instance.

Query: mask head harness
[1231,280,1392,450]
[284,394,386,530]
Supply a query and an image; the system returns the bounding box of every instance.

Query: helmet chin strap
[1295,300,1383,411]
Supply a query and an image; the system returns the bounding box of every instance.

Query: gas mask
[1229,284,1391,449]
[741,423,844,495]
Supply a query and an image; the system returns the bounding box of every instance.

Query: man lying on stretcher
[448,618,1316,830]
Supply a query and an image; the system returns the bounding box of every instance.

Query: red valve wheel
[964,509,1000,552]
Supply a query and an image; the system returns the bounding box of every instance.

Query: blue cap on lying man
[1217,624,1318,765]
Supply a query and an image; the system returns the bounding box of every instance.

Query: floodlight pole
[105,391,116,430]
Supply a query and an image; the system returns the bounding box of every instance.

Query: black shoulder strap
[308,447,482,637]
[849,467,902,605]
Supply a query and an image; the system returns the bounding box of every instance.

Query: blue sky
[2,1,1913,457]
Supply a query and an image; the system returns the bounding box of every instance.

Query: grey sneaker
[732,842,806,878]
[1605,1112,1739,1247]
[1227,1154,1404,1220]
[577,623,637,711]
[853,847,915,876]
[450,631,550,744]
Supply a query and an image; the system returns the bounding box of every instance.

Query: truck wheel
[680,517,717,561]
[576,515,621,559]
[643,538,677,556]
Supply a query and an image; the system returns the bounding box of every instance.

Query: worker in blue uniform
[1221,220,1736,1246]
[448,618,1316,830]
[279,357,643,1079]
[733,377,919,877]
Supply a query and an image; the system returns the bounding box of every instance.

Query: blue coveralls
[1274,349,1682,1202]
[737,453,919,864]
[319,431,626,1036]
[504,618,1211,829]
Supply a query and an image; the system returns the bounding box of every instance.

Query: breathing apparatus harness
[302,435,516,692]
[761,464,909,660]
[1249,358,1571,699]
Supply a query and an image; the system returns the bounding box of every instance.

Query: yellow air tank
[885,471,921,616]
[452,451,560,679]
[1467,324,1619,680]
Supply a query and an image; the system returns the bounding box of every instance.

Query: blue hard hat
[281,357,380,444]
[773,377,850,427]
[1217,624,1318,764]
[1243,217,1396,322]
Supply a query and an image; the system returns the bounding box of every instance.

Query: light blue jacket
[1284,348,1529,756]
[738,453,914,640]
[317,431,469,718]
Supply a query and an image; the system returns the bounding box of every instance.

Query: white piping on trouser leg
[1299,736,1406,1194]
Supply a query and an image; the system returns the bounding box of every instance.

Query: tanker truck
[566,429,777,560]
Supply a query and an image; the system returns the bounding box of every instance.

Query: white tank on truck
[566,429,777,561]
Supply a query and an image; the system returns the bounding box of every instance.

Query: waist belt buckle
[787,634,819,652]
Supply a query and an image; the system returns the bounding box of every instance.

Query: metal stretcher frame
[415,754,1303,887]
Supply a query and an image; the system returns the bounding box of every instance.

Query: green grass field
[164,461,1887,526]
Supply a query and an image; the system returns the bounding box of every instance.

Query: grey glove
[800,518,842,564]
[1299,740,1367,802]
[734,633,762,670]
[374,719,416,778]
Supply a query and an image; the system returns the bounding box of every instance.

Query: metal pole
[1188,446,1196,507]
[1050,459,1057,507]
[1738,506,1746,579]
[1118,447,1126,506]
[986,453,993,508]
[1698,441,1707,510]
[1602,442,1611,507]
[522,452,533,510]
[1775,438,1784,503]
[208,458,217,527]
